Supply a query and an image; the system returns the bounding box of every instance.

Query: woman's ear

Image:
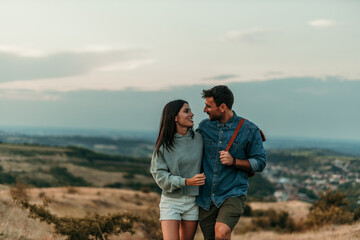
[175,115,178,122]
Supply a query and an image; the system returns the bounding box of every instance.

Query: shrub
[136,207,162,240]
[305,190,354,229]
[242,204,252,217]
[67,186,79,194]
[124,173,135,179]
[10,179,29,201]
[140,187,151,194]
[251,208,296,233]
[353,208,360,221]
[50,166,90,186]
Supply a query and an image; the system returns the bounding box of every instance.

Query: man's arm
[219,151,252,172]
[246,128,266,172]
[219,129,266,173]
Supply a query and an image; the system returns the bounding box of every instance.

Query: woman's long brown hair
[154,99,194,155]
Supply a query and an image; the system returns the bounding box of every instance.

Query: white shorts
[159,194,199,221]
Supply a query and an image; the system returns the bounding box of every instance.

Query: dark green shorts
[199,195,247,240]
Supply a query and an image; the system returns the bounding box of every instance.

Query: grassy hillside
[0,143,158,192]
[1,142,359,204]
[1,185,359,240]
[0,142,276,200]
[0,134,155,157]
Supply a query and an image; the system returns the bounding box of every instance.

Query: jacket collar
[217,111,238,128]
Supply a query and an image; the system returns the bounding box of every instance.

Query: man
[196,85,266,240]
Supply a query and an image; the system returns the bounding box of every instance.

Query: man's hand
[186,173,206,186]
[219,150,233,166]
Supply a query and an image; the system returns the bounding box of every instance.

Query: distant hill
[266,136,360,157]
[2,140,360,205]
[0,142,276,200]
[0,133,155,157]
[1,129,360,158]
[0,143,158,192]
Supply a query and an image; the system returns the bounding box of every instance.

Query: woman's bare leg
[161,220,180,240]
[180,220,198,240]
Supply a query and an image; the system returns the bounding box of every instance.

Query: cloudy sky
[0,0,359,140]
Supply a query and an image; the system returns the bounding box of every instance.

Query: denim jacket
[196,111,266,210]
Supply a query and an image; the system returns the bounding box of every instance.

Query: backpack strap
[225,118,266,177]
[225,118,246,151]
[260,130,266,142]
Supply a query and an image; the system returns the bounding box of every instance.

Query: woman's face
[175,103,194,128]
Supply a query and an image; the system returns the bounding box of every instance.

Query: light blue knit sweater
[150,130,203,197]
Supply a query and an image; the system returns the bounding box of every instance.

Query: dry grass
[231,223,360,240]
[0,185,160,240]
[249,200,311,222]
[1,185,360,240]
[63,163,152,187]
[0,143,68,153]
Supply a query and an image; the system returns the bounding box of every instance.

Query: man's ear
[219,103,227,112]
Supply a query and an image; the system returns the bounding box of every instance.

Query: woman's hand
[185,173,206,186]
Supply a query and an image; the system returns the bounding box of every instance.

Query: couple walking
[150,85,266,240]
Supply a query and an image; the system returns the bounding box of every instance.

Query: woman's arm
[150,150,186,193]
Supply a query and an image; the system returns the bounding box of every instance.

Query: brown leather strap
[260,130,266,142]
[225,118,246,151]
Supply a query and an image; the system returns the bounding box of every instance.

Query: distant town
[265,157,359,203]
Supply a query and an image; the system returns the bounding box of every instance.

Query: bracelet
[232,157,237,168]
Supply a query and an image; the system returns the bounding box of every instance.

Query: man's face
[204,97,223,121]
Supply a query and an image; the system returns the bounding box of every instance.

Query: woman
[150,99,205,240]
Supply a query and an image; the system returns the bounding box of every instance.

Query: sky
[0,0,359,140]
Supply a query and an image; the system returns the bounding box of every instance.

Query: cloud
[222,28,267,43]
[295,87,331,96]
[308,19,337,27]
[0,45,48,57]
[0,90,60,101]
[0,73,163,92]
[0,45,155,82]
[203,74,238,81]
[264,71,284,77]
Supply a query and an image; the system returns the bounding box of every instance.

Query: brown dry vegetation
[0,185,160,240]
[1,185,360,240]
[231,223,360,240]
[249,201,311,222]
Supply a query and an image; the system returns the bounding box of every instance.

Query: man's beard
[208,113,222,121]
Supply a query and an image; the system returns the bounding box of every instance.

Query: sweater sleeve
[150,149,186,193]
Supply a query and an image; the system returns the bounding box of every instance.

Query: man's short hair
[202,85,234,109]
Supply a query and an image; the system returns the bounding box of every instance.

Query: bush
[251,208,296,233]
[353,208,360,221]
[140,187,151,194]
[124,173,135,179]
[67,187,79,194]
[50,166,91,186]
[10,179,29,201]
[136,207,162,240]
[0,172,16,184]
[305,190,354,229]
[242,204,252,217]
